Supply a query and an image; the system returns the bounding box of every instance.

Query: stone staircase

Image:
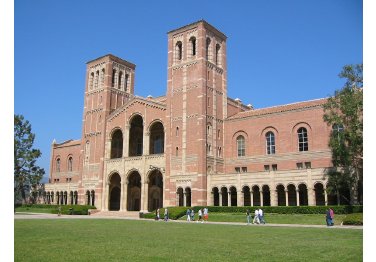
[90,210,141,219]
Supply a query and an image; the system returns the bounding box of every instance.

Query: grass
[180,213,348,225]
[15,219,362,261]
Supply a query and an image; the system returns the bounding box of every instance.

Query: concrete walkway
[14,212,362,230]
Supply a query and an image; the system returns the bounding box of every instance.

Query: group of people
[186,207,208,223]
[246,208,266,225]
[155,208,169,221]
[326,208,335,226]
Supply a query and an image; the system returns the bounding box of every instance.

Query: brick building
[45,20,336,212]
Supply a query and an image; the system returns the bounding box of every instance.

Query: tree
[14,114,45,204]
[323,64,363,205]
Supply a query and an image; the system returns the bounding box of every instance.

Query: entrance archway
[109,173,121,211]
[127,171,141,211]
[148,170,163,211]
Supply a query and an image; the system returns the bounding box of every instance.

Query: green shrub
[17,204,96,215]
[342,213,363,225]
[143,206,188,220]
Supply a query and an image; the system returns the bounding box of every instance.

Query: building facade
[45,20,336,212]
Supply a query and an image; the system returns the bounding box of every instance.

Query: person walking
[203,207,208,222]
[329,208,334,226]
[258,208,265,224]
[246,209,251,225]
[191,209,195,221]
[157,208,160,220]
[57,206,62,216]
[198,208,203,223]
[186,208,191,222]
[253,209,259,224]
[164,208,169,221]
[325,208,331,226]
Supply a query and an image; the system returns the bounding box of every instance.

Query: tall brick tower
[79,54,135,209]
[165,21,227,206]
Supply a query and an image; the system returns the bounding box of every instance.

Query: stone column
[104,182,110,211]
[308,187,315,206]
[227,192,231,207]
[324,189,328,206]
[176,192,179,206]
[183,193,187,207]
[260,191,264,206]
[123,181,128,211]
[210,191,214,206]
[285,190,289,206]
[250,191,254,206]
[144,132,150,156]
[141,181,149,212]
[296,189,300,206]
[124,124,130,157]
[120,180,125,211]
[237,190,242,207]
[219,192,222,206]
[271,190,277,206]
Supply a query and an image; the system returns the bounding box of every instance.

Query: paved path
[14,212,362,230]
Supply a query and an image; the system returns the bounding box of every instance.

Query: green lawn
[180,213,348,225]
[15,219,362,261]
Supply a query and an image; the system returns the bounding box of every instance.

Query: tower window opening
[118,71,123,89]
[112,69,116,87]
[176,41,183,61]
[189,36,196,57]
[215,44,221,66]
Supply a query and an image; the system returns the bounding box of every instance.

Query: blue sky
[14,0,362,181]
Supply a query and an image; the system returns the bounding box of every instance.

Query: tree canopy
[14,114,45,204]
[323,64,363,205]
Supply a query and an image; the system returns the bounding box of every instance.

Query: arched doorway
[277,185,286,206]
[185,187,191,207]
[177,187,184,206]
[148,170,163,211]
[252,185,261,206]
[109,173,121,211]
[314,183,325,206]
[127,171,141,211]
[262,185,271,206]
[298,184,308,206]
[229,186,237,206]
[221,187,228,206]
[287,184,297,206]
[243,186,251,206]
[212,187,219,206]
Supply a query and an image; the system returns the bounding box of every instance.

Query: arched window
[266,132,275,155]
[237,135,245,157]
[100,69,105,88]
[298,127,308,152]
[189,36,196,57]
[56,158,61,172]
[206,38,211,61]
[68,157,73,172]
[176,41,182,61]
[176,127,179,137]
[118,71,123,89]
[215,44,221,66]
[94,70,99,89]
[89,72,94,90]
[111,129,123,159]
[125,74,129,92]
[150,122,164,154]
[176,147,179,156]
[111,69,116,87]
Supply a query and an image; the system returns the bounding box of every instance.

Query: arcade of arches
[210,182,345,207]
[107,170,164,212]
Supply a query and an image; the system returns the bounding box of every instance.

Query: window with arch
[215,44,221,66]
[125,74,129,92]
[111,69,116,87]
[176,147,179,156]
[176,127,179,137]
[90,72,94,89]
[68,157,73,172]
[298,127,308,152]
[111,129,123,159]
[237,135,245,157]
[175,41,183,61]
[94,70,99,89]
[189,36,196,57]
[56,158,61,172]
[100,69,105,87]
[206,38,211,61]
[266,131,276,154]
[118,71,123,89]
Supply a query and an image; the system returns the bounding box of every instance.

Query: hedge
[16,204,96,215]
[342,213,363,225]
[143,205,362,220]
